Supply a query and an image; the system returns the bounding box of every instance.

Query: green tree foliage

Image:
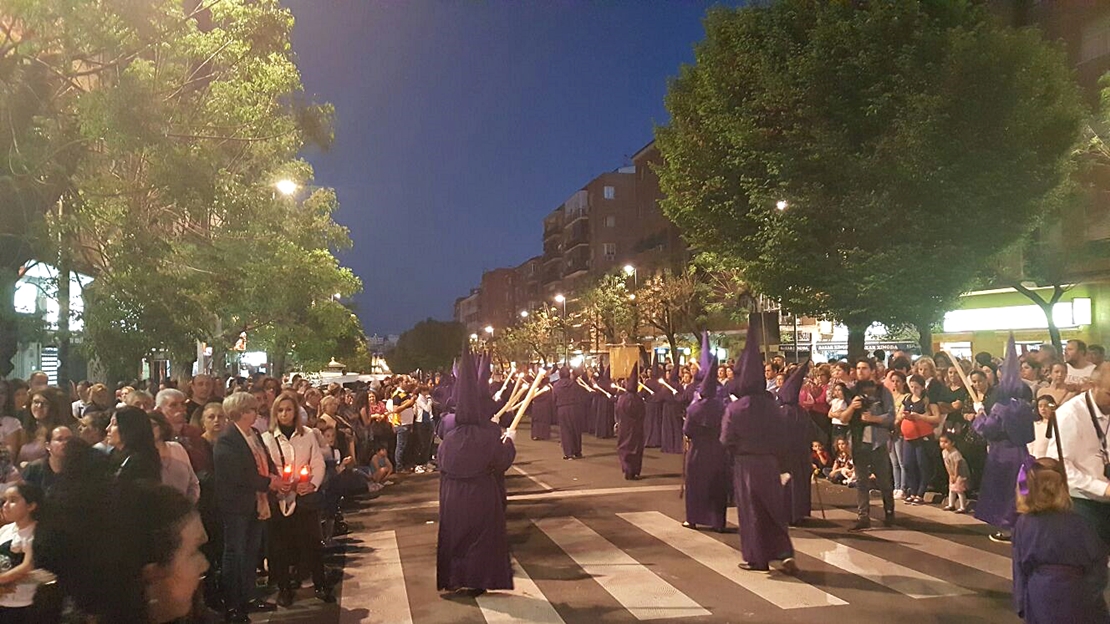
[578,273,637,346]
[0,0,361,377]
[656,0,1084,358]
[498,309,562,365]
[633,267,705,357]
[385,319,466,374]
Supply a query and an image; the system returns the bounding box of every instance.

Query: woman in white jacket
[263,391,331,607]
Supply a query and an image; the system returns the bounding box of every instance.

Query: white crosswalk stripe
[618,511,848,609]
[533,516,711,620]
[354,503,1013,622]
[476,556,566,624]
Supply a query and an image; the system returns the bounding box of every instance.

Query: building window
[604,186,615,200]
[602,243,617,260]
[1082,16,1110,64]
[605,215,616,228]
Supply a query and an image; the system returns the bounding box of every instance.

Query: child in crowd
[940,434,969,513]
[0,483,43,619]
[828,437,856,487]
[827,383,852,441]
[1028,396,1055,458]
[1011,457,1109,623]
[811,441,832,477]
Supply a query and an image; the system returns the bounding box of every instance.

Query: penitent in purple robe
[973,336,1035,531]
[660,377,688,455]
[644,375,664,448]
[437,349,516,592]
[528,379,554,440]
[778,362,815,524]
[616,365,645,479]
[591,369,616,439]
[1012,511,1109,623]
[554,370,587,458]
[683,338,730,529]
[721,323,794,569]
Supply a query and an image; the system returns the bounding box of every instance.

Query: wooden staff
[508,368,548,432]
[941,350,984,404]
[508,384,550,411]
[639,382,655,396]
[592,382,612,399]
[492,374,527,421]
[577,377,597,393]
[492,374,514,402]
[658,378,678,394]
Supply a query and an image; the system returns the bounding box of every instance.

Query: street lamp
[484,325,494,335]
[469,333,478,342]
[554,294,568,364]
[520,310,529,318]
[623,264,638,288]
[776,200,789,211]
[275,179,299,196]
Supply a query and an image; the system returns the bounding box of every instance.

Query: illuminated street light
[469,333,478,341]
[275,179,299,196]
[623,265,635,276]
[554,293,565,303]
[776,200,788,211]
[520,310,529,318]
[484,325,494,335]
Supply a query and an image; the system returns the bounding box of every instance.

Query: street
[255,424,1024,623]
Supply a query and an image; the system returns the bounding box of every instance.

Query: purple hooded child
[436,344,516,593]
[778,360,815,525]
[682,332,731,531]
[720,319,797,574]
[973,334,1035,533]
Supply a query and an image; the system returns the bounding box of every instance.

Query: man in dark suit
[215,392,283,623]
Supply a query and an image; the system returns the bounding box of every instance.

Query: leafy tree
[578,273,637,347]
[634,267,705,358]
[498,308,562,365]
[0,0,359,378]
[656,0,1084,358]
[385,319,466,374]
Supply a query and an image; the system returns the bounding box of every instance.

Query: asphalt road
[252,424,1025,624]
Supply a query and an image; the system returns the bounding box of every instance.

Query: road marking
[822,508,1011,580]
[618,511,847,610]
[340,530,412,623]
[533,516,710,620]
[511,465,555,491]
[892,500,988,526]
[476,557,566,623]
[376,485,683,513]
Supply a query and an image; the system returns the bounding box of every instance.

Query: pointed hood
[453,344,484,426]
[778,360,811,406]
[733,319,766,397]
[997,333,1023,402]
[624,363,640,392]
[557,365,570,382]
[697,332,719,399]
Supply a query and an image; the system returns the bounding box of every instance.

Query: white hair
[155,388,186,409]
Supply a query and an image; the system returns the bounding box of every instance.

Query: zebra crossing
[338,502,1017,623]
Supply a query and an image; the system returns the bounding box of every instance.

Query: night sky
[283,0,740,335]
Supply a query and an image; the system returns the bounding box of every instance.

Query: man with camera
[842,358,897,530]
[1047,363,1110,546]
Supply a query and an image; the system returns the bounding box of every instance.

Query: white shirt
[262,426,325,516]
[0,522,36,608]
[1046,391,1110,502]
[1028,419,1050,458]
[1067,363,1097,388]
[829,398,848,426]
[161,441,200,503]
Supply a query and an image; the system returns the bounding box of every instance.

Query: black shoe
[780,557,799,576]
[573,454,583,459]
[850,516,871,531]
[682,521,696,529]
[989,531,1012,544]
[883,511,895,527]
[224,608,250,623]
[563,456,571,460]
[315,587,337,603]
[277,588,294,607]
[629,474,641,480]
[247,599,277,613]
[737,561,769,572]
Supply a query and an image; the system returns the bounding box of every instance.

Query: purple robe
[780,403,815,524]
[683,394,730,529]
[1012,511,1109,623]
[644,380,664,448]
[436,421,516,591]
[973,398,1035,530]
[591,390,616,439]
[616,391,645,478]
[660,384,688,454]
[554,379,587,457]
[721,392,793,568]
[529,385,554,440]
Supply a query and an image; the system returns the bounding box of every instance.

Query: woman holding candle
[261,391,330,607]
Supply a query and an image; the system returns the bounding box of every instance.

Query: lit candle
[283,464,293,482]
[299,466,310,483]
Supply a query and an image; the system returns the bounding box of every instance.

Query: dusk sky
[283,0,741,335]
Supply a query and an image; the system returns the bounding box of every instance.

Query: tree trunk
[915,320,933,357]
[847,322,869,361]
[1013,283,1066,352]
[57,261,71,388]
[1042,303,1063,352]
[665,331,678,366]
[0,267,18,378]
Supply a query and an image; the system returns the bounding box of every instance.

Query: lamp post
[623,264,637,288]
[555,293,567,364]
